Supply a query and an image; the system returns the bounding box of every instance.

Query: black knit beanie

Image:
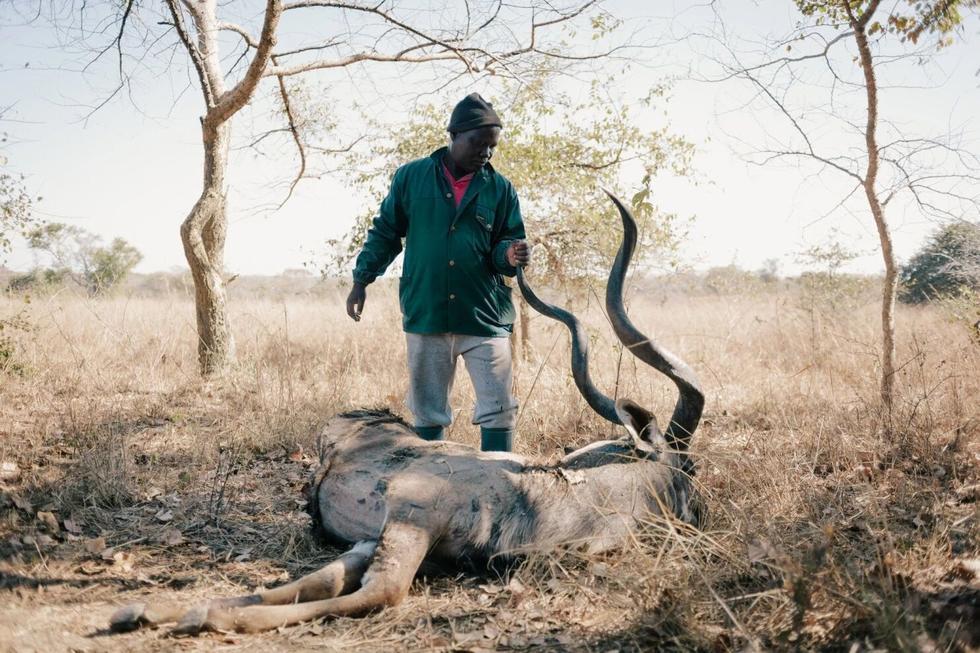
[447,93,502,133]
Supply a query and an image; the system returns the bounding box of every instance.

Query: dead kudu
[109,192,705,635]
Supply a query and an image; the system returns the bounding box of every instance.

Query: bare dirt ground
[1,283,978,651]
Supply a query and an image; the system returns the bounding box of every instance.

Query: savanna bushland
[0,267,976,651]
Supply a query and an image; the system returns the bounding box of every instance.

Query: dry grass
[0,280,978,652]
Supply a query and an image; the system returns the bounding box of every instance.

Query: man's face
[449,126,501,174]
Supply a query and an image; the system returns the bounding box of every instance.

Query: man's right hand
[346,282,367,321]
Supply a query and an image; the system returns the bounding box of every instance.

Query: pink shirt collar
[442,162,474,207]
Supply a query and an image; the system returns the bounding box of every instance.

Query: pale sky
[1,0,977,277]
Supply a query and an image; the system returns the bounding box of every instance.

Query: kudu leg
[173,522,431,634]
[109,540,377,632]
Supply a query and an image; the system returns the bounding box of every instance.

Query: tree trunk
[852,13,897,424]
[168,0,281,376]
[181,118,234,376]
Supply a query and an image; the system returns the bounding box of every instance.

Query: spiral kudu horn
[515,268,621,425]
[602,190,704,450]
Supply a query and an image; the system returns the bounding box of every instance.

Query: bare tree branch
[283,0,477,70]
[81,0,136,77]
[267,0,616,78]
[272,54,306,207]
[237,127,293,152]
[735,60,865,183]
[209,0,284,126]
[267,50,463,77]
[218,21,258,48]
[164,0,216,107]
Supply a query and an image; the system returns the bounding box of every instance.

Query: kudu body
[110,193,705,635]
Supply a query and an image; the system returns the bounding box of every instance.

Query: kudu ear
[614,399,664,452]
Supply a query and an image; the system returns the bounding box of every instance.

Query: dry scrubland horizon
[0,279,977,651]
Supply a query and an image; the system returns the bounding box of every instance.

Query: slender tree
[712,0,979,423]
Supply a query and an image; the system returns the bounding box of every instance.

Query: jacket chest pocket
[471,203,495,250]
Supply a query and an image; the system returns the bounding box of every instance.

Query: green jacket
[352,147,526,337]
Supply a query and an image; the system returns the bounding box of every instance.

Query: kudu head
[517,191,706,525]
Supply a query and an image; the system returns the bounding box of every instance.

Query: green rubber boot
[415,425,445,441]
[480,427,514,452]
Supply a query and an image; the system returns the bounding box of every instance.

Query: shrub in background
[899,221,980,304]
[23,223,142,296]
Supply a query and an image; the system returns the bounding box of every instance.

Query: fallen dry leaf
[84,536,107,555]
[11,494,32,512]
[506,578,528,608]
[78,561,104,576]
[0,461,20,482]
[63,516,83,535]
[154,508,174,523]
[112,551,135,573]
[748,538,778,563]
[159,527,185,546]
[853,463,874,480]
[589,562,610,578]
[36,511,59,533]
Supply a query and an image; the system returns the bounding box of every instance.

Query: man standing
[346,93,530,452]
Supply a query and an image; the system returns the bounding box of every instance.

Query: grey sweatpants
[406,333,518,430]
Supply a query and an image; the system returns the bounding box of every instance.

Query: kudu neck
[507,458,682,553]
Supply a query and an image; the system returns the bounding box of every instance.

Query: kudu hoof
[171,605,212,636]
[109,602,148,632]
